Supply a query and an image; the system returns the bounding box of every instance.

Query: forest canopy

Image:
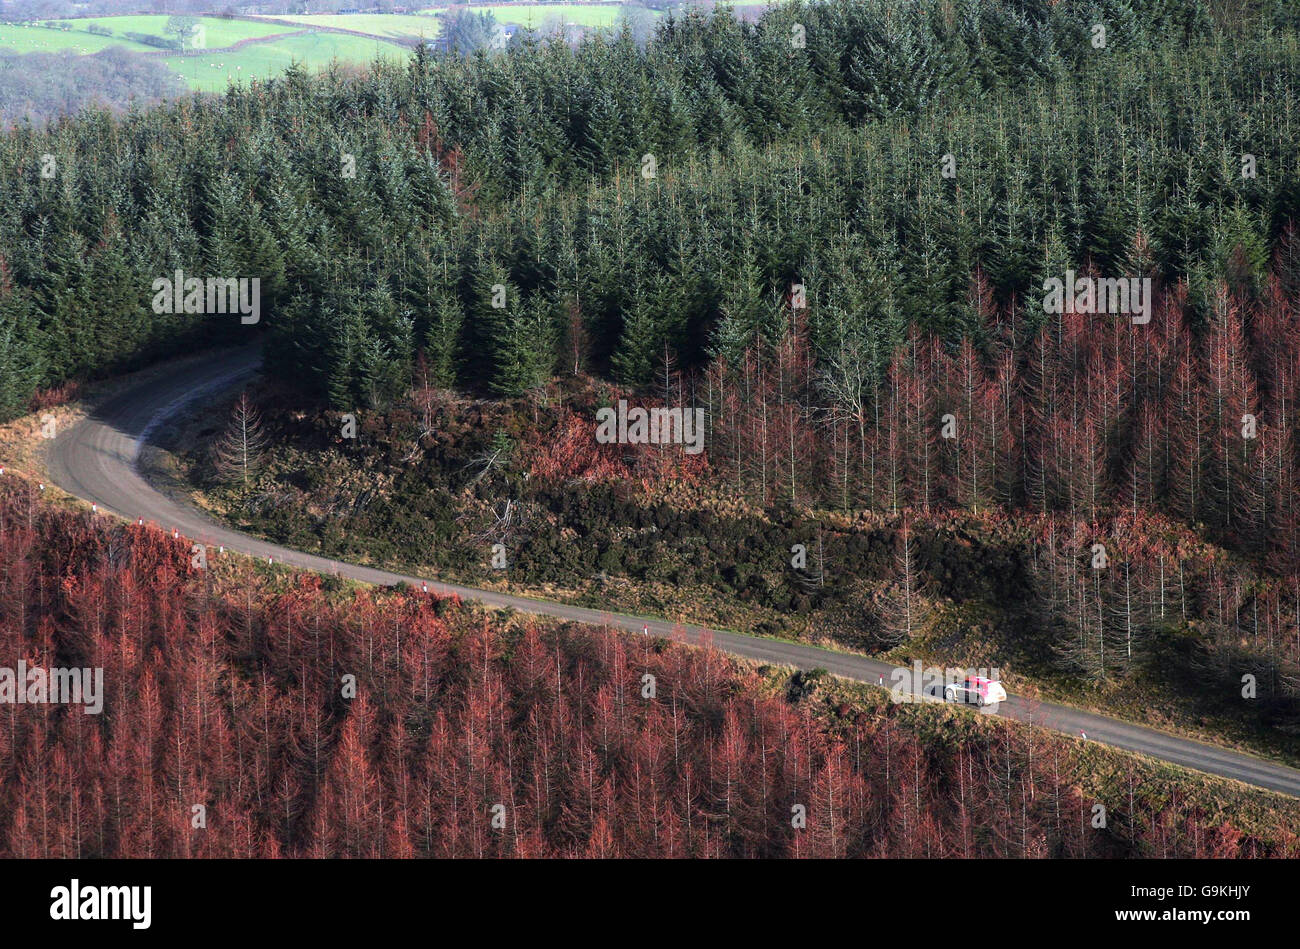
[0,0,1297,418]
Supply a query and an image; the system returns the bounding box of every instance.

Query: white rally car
[943,675,1007,707]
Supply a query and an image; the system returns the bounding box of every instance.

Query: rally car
[943,676,1007,707]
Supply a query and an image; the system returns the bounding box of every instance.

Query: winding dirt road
[43,345,1300,799]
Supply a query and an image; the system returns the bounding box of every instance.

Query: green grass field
[0,23,155,54]
[0,14,414,93]
[0,8,649,94]
[51,15,294,48]
[255,14,442,41]
[161,33,411,92]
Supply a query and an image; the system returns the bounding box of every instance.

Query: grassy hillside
[159,32,411,92]
[0,13,417,92]
[0,8,654,95]
[256,13,442,40]
[52,14,293,47]
[0,22,155,53]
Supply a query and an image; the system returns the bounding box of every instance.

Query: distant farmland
[0,13,422,93]
[62,14,292,46]
[0,7,658,92]
[0,22,157,54]
[160,31,414,93]
[252,13,443,41]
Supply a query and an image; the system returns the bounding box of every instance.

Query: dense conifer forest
[2,0,1298,413]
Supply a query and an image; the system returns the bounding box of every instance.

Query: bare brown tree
[212,392,268,487]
